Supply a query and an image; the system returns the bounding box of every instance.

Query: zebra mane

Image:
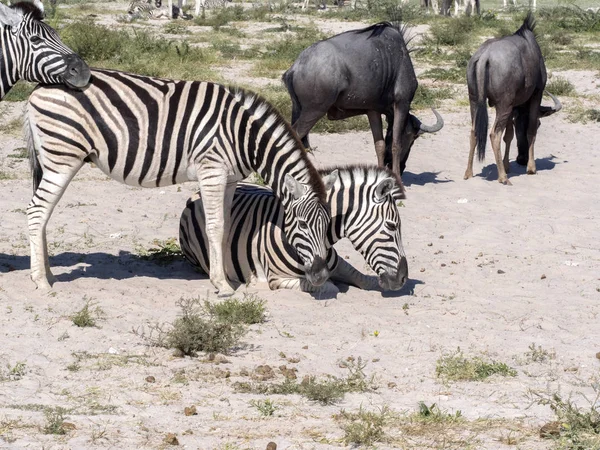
[10,1,44,20]
[319,165,406,200]
[228,85,326,203]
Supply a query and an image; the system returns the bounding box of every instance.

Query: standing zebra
[0,1,90,100]
[25,69,333,296]
[179,166,409,293]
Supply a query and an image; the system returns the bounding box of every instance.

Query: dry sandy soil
[0,6,599,450]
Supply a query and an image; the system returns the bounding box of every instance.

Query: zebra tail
[24,111,42,193]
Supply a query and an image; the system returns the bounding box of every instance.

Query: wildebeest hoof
[463,171,473,180]
[498,178,512,186]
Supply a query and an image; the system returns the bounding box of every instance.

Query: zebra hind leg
[27,162,85,290]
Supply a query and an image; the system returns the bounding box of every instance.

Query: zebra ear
[284,174,305,200]
[375,177,395,201]
[322,169,338,191]
[33,0,45,15]
[0,2,23,28]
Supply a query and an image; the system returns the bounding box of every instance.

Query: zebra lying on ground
[26,69,334,296]
[179,166,409,293]
[128,0,191,19]
[0,1,90,100]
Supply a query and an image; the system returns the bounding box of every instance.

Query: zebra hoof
[212,280,235,298]
[31,274,55,291]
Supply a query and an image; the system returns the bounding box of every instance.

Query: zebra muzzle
[61,54,91,89]
[305,256,330,287]
[378,256,408,291]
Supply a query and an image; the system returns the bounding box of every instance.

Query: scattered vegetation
[71,299,104,328]
[533,388,600,450]
[415,401,463,423]
[0,362,27,382]
[547,76,576,96]
[140,295,267,356]
[204,294,267,325]
[43,407,69,435]
[525,343,555,363]
[249,398,278,416]
[234,357,374,405]
[436,349,517,382]
[336,406,391,446]
[136,238,183,266]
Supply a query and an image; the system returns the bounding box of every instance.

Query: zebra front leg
[269,276,339,295]
[197,167,236,297]
[28,162,84,290]
[331,256,380,291]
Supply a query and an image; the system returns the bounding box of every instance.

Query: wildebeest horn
[417,109,444,134]
[539,91,562,117]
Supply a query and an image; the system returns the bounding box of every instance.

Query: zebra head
[0,1,90,92]
[337,168,408,291]
[283,171,338,287]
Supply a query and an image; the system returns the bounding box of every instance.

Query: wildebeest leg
[464,101,477,180]
[490,108,511,185]
[503,116,514,173]
[367,111,386,167]
[525,101,539,175]
[391,102,409,176]
[292,109,326,150]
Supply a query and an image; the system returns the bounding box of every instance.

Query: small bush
[43,407,69,435]
[412,85,455,110]
[137,238,183,266]
[205,294,266,325]
[71,300,104,328]
[436,349,517,381]
[415,402,462,423]
[547,77,575,96]
[336,406,390,446]
[249,398,278,416]
[421,67,464,83]
[0,362,27,382]
[525,343,555,363]
[165,298,246,355]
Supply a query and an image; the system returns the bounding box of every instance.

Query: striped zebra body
[0,1,90,100]
[26,68,332,295]
[179,166,409,293]
[127,0,160,19]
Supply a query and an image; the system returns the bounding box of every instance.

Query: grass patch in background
[3,82,36,102]
[436,349,517,382]
[546,76,576,96]
[336,406,391,446]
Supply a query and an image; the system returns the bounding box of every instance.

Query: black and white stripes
[25,68,331,295]
[179,166,409,293]
[0,1,90,100]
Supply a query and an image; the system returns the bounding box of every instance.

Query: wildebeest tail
[282,70,301,123]
[474,58,489,162]
[24,111,43,193]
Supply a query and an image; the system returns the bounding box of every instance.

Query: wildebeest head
[283,171,338,287]
[384,108,444,172]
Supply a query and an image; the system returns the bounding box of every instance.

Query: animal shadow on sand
[478,155,559,181]
[329,277,423,299]
[402,171,453,186]
[0,251,201,282]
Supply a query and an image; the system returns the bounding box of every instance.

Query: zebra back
[0,1,90,99]
[179,166,407,288]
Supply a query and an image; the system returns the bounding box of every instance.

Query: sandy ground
[1,6,600,450]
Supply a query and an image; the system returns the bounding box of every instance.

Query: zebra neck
[327,186,350,245]
[0,28,19,100]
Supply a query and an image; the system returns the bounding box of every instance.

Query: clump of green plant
[436,349,517,381]
[163,21,191,35]
[43,407,69,435]
[336,406,391,446]
[234,357,374,405]
[71,299,104,328]
[249,398,278,416]
[533,389,600,449]
[0,362,27,382]
[164,297,245,355]
[546,76,575,96]
[537,6,600,33]
[525,343,555,363]
[412,85,455,110]
[204,294,266,325]
[136,238,182,266]
[421,67,464,83]
[143,295,267,356]
[415,402,462,423]
[3,81,36,102]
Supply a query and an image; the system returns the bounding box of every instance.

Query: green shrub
[436,349,517,381]
[546,76,575,96]
[205,294,266,325]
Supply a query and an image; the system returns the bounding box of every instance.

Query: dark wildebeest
[282,22,444,176]
[464,13,561,185]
